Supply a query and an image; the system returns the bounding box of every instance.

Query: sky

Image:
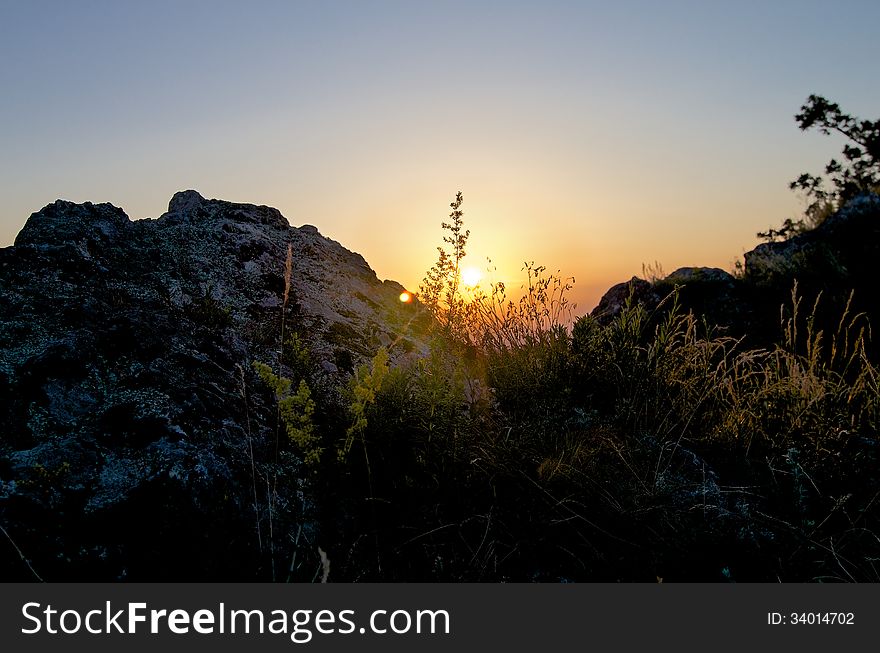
[1,0,878,311]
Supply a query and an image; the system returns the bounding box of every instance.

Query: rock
[591,266,743,334]
[167,189,206,215]
[742,194,880,333]
[590,269,736,327]
[0,190,426,580]
[590,193,880,341]
[745,193,880,283]
[664,267,735,286]
[14,200,131,253]
[590,276,660,325]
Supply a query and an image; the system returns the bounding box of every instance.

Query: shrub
[253,361,321,467]
[419,191,470,337]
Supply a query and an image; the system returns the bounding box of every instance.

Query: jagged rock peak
[0,190,429,579]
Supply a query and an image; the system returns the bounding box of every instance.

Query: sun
[461,267,482,288]
[399,291,412,303]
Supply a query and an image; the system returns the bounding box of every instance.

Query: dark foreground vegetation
[295,204,879,582]
[315,279,880,581]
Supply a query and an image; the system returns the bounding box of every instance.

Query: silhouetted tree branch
[759,95,879,242]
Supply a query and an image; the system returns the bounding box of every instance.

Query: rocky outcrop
[744,194,880,284]
[590,267,736,326]
[590,277,660,325]
[591,194,880,336]
[0,191,424,580]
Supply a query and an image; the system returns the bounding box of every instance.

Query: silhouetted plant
[419,191,470,336]
[760,95,880,240]
[466,262,575,351]
[793,95,880,212]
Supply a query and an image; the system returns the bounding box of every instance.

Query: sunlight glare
[461,267,482,288]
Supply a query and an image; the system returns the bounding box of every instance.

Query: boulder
[0,191,425,580]
[590,276,660,325]
[664,266,735,286]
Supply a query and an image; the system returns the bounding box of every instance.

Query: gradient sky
[1,0,878,311]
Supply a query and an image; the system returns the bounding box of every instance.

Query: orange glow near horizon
[2,3,876,320]
[337,183,793,314]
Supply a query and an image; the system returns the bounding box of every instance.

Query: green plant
[339,347,391,461]
[253,362,321,466]
[411,338,469,441]
[295,188,880,581]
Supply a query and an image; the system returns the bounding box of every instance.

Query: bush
[321,281,880,580]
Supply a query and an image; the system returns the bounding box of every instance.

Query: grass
[310,274,880,581]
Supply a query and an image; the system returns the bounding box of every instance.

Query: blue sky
[1,0,878,308]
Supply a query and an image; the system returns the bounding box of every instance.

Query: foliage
[318,275,880,581]
[760,94,880,240]
[282,331,313,382]
[339,347,391,461]
[792,95,880,214]
[253,361,321,466]
[465,262,575,351]
[185,286,233,329]
[419,191,470,335]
